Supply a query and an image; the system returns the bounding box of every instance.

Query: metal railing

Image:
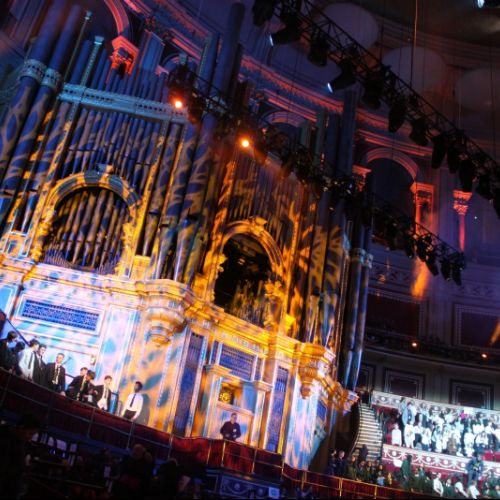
[0,369,437,498]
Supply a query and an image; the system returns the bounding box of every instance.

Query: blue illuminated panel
[266,367,289,452]
[317,399,327,423]
[173,333,204,435]
[21,299,100,331]
[219,344,254,380]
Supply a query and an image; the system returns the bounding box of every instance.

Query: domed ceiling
[324,0,500,46]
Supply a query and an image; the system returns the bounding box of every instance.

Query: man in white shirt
[121,381,144,421]
[432,472,444,497]
[18,339,40,380]
[467,480,480,499]
[392,424,402,446]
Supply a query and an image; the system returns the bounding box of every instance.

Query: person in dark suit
[33,344,47,385]
[65,367,88,399]
[220,413,242,441]
[44,353,66,393]
[95,375,113,412]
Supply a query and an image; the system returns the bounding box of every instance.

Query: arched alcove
[42,186,130,274]
[369,158,416,217]
[214,233,271,327]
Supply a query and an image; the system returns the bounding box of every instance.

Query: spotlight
[458,159,475,192]
[308,31,330,67]
[403,235,415,259]
[187,94,205,124]
[431,133,448,169]
[384,220,398,251]
[172,98,183,109]
[425,250,440,276]
[416,236,429,262]
[327,59,356,93]
[481,353,488,359]
[440,258,451,281]
[452,264,462,286]
[388,99,406,133]
[361,67,387,110]
[411,341,418,348]
[270,12,301,46]
[476,175,493,201]
[478,0,500,7]
[252,0,277,26]
[409,118,428,147]
[239,136,252,149]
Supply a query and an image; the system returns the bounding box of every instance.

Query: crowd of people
[323,447,499,498]
[0,332,146,420]
[0,413,209,499]
[378,397,500,458]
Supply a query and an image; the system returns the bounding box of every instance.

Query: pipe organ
[0,0,370,470]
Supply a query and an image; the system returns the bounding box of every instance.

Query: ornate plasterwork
[145,305,187,346]
[298,343,335,398]
[453,190,473,216]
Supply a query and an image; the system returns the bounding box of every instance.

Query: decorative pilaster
[453,190,473,251]
[298,343,335,398]
[411,182,434,229]
[111,35,138,74]
[352,165,371,190]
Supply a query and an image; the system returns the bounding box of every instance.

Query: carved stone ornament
[146,306,187,346]
[298,343,335,398]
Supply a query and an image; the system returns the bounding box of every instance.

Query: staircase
[352,403,384,462]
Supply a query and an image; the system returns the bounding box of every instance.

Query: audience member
[44,353,66,393]
[121,381,144,421]
[18,339,40,380]
[0,331,18,371]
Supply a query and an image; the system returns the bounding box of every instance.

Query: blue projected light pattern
[317,399,327,423]
[219,344,254,380]
[21,299,100,331]
[267,367,289,452]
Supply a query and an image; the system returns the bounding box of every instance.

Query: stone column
[453,190,472,251]
[411,182,434,230]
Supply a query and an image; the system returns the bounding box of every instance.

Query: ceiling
[324,0,500,46]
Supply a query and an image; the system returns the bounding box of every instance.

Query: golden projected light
[411,259,429,299]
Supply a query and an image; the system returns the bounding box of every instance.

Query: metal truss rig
[164,32,465,283]
[262,0,500,198]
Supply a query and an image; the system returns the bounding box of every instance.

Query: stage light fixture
[425,250,440,276]
[416,237,428,262]
[476,175,494,200]
[388,99,406,133]
[403,235,415,259]
[252,0,277,26]
[308,32,330,67]
[440,257,451,281]
[270,12,301,46]
[187,94,205,123]
[447,145,461,173]
[361,68,387,110]
[451,264,462,286]
[409,118,428,147]
[239,136,252,149]
[431,133,448,169]
[327,59,356,93]
[458,159,475,192]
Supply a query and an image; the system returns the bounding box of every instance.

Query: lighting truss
[166,57,465,284]
[266,0,500,199]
